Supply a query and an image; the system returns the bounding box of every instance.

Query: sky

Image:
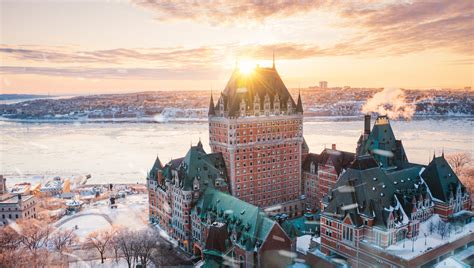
[0,0,473,94]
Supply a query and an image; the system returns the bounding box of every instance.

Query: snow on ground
[56,193,148,240]
[296,235,312,254]
[434,257,469,268]
[58,215,111,240]
[312,236,321,244]
[69,258,132,268]
[385,214,474,260]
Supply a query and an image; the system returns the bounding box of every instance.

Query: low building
[422,155,472,221]
[147,142,293,267]
[301,145,354,212]
[317,145,354,207]
[147,141,230,251]
[40,176,70,196]
[302,153,320,211]
[10,182,32,195]
[319,115,473,267]
[0,193,38,226]
[192,188,293,267]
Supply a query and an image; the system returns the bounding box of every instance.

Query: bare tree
[51,228,78,264]
[86,228,116,264]
[438,221,448,239]
[110,232,122,264]
[135,228,160,268]
[446,152,472,174]
[429,220,436,235]
[19,220,53,267]
[115,229,136,268]
[0,225,24,267]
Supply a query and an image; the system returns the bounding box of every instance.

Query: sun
[238,61,256,75]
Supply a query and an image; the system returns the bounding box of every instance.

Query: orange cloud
[133,0,473,55]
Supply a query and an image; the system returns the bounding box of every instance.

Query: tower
[208,60,304,214]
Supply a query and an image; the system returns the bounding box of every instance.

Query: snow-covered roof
[296,235,312,254]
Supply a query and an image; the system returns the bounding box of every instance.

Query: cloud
[0,46,221,67]
[0,66,220,80]
[0,41,390,69]
[131,0,325,24]
[340,0,474,55]
[132,0,474,55]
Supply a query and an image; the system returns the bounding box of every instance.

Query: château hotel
[208,59,305,213]
[147,61,472,268]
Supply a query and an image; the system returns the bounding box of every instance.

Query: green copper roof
[151,142,228,192]
[194,187,276,251]
[358,115,408,169]
[422,155,466,202]
[216,66,296,116]
[282,214,319,237]
[324,155,428,229]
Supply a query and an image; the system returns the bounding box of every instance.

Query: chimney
[364,114,371,134]
[0,175,6,194]
[332,144,336,150]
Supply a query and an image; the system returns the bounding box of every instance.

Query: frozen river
[0,117,472,185]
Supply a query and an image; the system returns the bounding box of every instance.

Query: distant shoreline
[1,114,472,124]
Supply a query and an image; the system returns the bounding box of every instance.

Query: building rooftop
[0,194,34,205]
[212,66,301,116]
[193,187,278,251]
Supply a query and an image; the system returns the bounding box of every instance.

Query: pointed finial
[442,147,444,157]
[272,50,275,69]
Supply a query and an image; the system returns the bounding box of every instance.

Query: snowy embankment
[385,214,474,260]
[56,194,148,241]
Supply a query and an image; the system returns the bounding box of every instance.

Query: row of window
[236,167,299,175]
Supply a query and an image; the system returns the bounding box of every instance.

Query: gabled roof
[324,155,426,229]
[319,148,355,175]
[193,188,276,251]
[422,155,466,202]
[358,115,409,169]
[296,92,303,113]
[208,93,215,116]
[302,138,309,152]
[149,155,163,180]
[302,153,320,172]
[214,66,296,116]
[150,143,228,192]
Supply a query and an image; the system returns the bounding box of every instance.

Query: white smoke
[362,88,416,120]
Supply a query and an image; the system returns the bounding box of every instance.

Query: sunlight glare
[238,61,256,75]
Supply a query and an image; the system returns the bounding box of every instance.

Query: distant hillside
[0,94,52,100]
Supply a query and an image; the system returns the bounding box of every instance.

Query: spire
[197,137,203,148]
[272,50,275,69]
[153,155,163,170]
[296,90,303,113]
[208,92,215,116]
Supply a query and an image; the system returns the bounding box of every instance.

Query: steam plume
[362,87,415,120]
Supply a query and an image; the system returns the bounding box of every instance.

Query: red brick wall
[209,117,303,208]
[259,224,293,267]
